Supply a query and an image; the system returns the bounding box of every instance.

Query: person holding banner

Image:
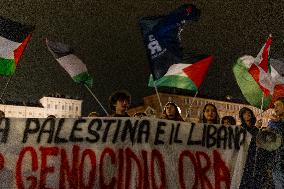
[160,102,184,121]
[109,91,131,117]
[239,107,274,188]
[199,103,220,124]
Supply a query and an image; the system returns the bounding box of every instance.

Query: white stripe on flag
[271,66,284,85]
[0,36,21,59]
[164,63,191,77]
[57,54,88,77]
[256,64,274,94]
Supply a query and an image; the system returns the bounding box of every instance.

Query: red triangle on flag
[14,33,33,65]
[259,36,272,73]
[182,56,213,88]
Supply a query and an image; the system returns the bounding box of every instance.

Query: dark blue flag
[139,4,201,80]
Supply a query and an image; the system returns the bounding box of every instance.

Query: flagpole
[260,94,264,112]
[0,75,14,104]
[83,84,109,116]
[189,91,198,109]
[153,81,163,112]
[253,92,264,180]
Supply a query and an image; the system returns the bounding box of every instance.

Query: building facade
[128,93,273,126]
[0,96,82,118]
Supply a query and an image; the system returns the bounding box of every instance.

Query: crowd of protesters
[86,90,284,188]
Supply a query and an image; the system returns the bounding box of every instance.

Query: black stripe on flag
[46,39,74,59]
[0,16,34,43]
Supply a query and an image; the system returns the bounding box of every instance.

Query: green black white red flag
[46,39,93,88]
[0,16,34,76]
[148,53,213,92]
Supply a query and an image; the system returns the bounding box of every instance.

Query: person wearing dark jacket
[239,107,274,188]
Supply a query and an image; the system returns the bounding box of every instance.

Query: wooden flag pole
[84,84,109,116]
[153,81,163,112]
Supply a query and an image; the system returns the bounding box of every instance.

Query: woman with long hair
[160,102,184,121]
[199,103,220,124]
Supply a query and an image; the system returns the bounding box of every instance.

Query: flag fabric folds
[139,4,201,81]
[46,39,93,88]
[0,16,34,76]
[233,56,284,109]
[148,53,213,92]
[268,58,284,107]
[248,36,273,96]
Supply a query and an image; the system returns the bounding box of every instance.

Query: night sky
[0,1,284,116]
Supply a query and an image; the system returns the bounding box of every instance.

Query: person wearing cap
[160,102,184,121]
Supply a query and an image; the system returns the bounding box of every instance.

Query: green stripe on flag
[72,72,93,88]
[0,57,16,76]
[148,75,198,91]
[233,58,271,109]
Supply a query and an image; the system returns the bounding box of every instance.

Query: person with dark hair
[0,110,5,118]
[239,107,274,188]
[133,112,147,118]
[160,102,184,121]
[199,103,220,124]
[221,116,236,126]
[239,107,257,129]
[109,91,131,117]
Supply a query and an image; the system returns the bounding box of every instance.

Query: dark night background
[0,1,284,116]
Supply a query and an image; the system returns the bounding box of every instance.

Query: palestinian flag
[139,4,201,80]
[46,39,93,88]
[148,54,213,92]
[233,56,284,109]
[0,16,34,76]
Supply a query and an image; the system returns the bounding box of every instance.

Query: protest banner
[0,117,251,188]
